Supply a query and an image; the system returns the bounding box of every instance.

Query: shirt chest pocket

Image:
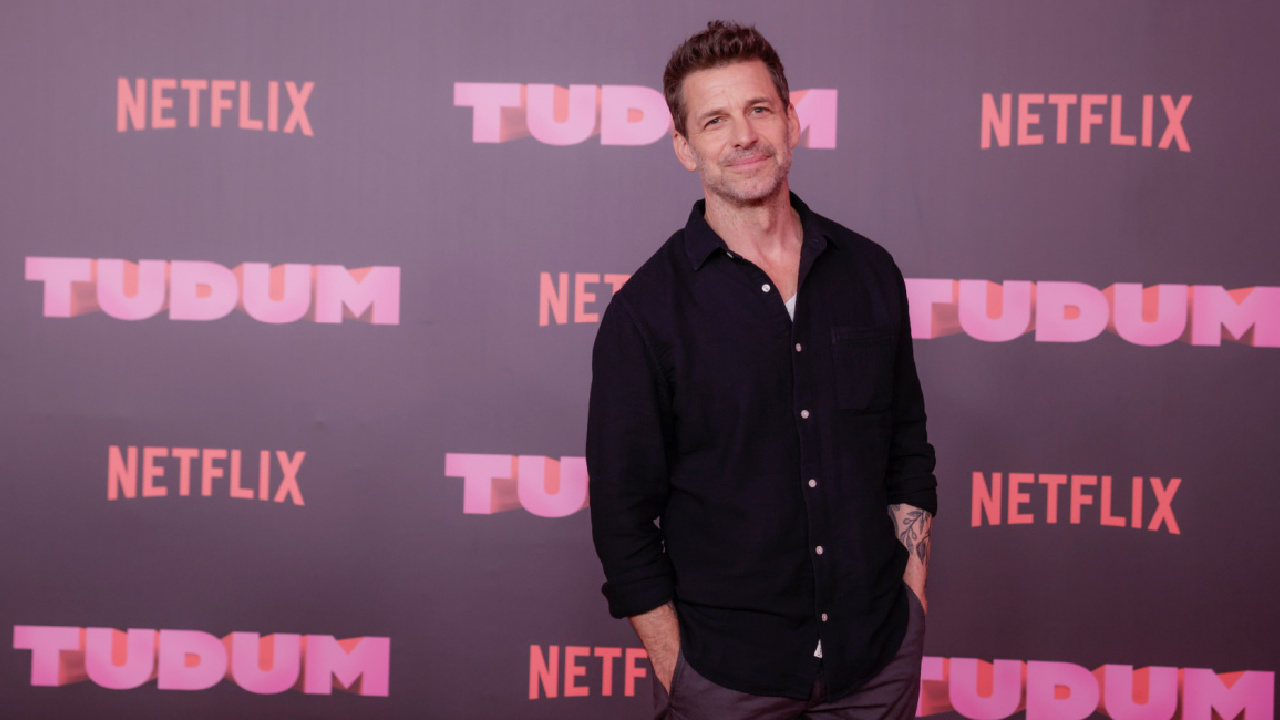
[830,325,895,413]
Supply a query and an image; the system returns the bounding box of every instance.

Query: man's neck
[702,182,801,261]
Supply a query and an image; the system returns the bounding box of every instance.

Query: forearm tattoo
[888,503,933,567]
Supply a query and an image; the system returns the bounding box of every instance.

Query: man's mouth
[726,152,770,168]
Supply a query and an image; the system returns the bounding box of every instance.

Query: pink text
[13,625,389,696]
[25,258,400,325]
[455,83,837,148]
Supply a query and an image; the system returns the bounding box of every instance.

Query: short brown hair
[663,20,790,137]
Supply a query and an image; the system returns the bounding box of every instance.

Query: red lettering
[1007,473,1034,524]
[594,647,622,696]
[1017,94,1044,145]
[1110,94,1136,146]
[539,272,569,326]
[1148,477,1180,534]
[1069,474,1097,524]
[1159,95,1191,151]
[284,81,315,136]
[108,445,138,500]
[981,93,1011,148]
[1099,476,1127,527]
[1079,94,1107,144]
[529,645,558,699]
[563,646,590,698]
[117,78,145,132]
[972,472,1001,526]
[624,647,648,697]
[273,451,306,506]
[1039,474,1067,524]
[142,446,169,497]
[180,79,207,128]
[969,471,1185,535]
[1047,94,1077,144]
[172,448,199,496]
[574,273,600,323]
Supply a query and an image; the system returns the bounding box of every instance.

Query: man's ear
[787,103,801,149]
[673,131,699,172]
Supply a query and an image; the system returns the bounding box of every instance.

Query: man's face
[673,59,801,206]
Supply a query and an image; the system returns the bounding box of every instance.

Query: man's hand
[889,503,932,613]
[628,601,681,691]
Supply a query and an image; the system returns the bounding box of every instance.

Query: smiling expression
[673,60,801,206]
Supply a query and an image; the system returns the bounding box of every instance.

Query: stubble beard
[698,139,794,208]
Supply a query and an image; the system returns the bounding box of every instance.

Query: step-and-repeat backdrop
[3,1,1276,718]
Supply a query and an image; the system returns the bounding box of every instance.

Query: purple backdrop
[2,1,1277,718]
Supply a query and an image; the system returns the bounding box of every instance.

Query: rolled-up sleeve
[885,264,938,515]
[587,297,676,618]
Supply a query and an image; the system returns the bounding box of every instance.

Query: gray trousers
[653,587,925,720]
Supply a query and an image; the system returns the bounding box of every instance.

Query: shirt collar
[683,192,830,270]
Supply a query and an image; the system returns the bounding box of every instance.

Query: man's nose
[731,113,760,147]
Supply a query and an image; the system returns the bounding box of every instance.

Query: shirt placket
[721,249,794,324]
[793,241,831,665]
[725,239,831,679]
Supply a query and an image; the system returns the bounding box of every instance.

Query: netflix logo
[117,78,314,135]
[980,93,1190,151]
[972,472,1180,534]
[108,445,305,506]
[528,644,649,700]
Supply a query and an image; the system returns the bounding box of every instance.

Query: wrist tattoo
[889,503,933,568]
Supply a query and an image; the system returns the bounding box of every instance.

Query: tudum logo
[14,625,389,696]
[454,82,838,148]
[26,258,400,325]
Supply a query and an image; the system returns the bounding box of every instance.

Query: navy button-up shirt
[587,194,937,700]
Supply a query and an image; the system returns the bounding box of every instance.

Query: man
[587,20,936,720]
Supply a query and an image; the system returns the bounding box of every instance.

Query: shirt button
[762,284,771,292]
[800,410,810,419]
[795,343,803,352]
[808,479,817,488]
[815,545,824,555]
[821,613,829,622]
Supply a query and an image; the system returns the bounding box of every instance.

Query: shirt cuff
[602,572,675,619]
[887,488,937,516]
